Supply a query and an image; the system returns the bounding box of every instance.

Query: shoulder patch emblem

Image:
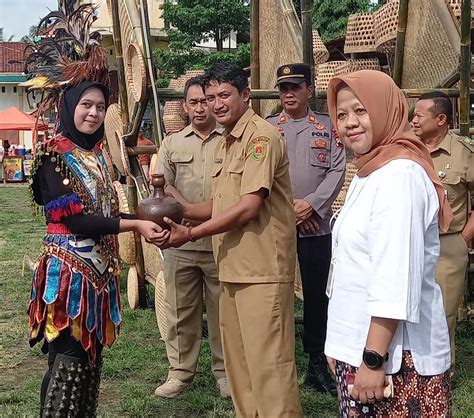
[459,136,474,152]
[314,123,326,130]
[308,114,316,123]
[279,115,287,123]
[317,152,328,163]
[251,136,269,161]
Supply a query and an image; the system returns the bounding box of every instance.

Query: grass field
[0,185,472,417]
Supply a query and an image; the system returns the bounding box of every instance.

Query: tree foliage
[161,0,249,51]
[311,0,376,42]
[154,1,250,87]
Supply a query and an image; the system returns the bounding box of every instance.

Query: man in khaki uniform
[413,91,474,364]
[157,63,301,417]
[153,76,228,398]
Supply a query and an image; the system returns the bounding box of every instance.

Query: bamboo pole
[301,0,316,107]
[112,0,147,307]
[459,0,471,137]
[393,0,409,87]
[140,0,164,146]
[250,0,261,115]
[111,0,130,129]
[154,87,467,100]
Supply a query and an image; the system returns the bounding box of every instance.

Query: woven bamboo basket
[331,163,358,213]
[344,13,376,54]
[448,0,474,23]
[401,0,460,88]
[333,58,381,77]
[127,265,140,310]
[140,237,167,338]
[315,61,346,91]
[112,181,137,266]
[126,43,148,103]
[313,30,329,65]
[104,103,125,175]
[374,1,399,54]
[259,0,302,116]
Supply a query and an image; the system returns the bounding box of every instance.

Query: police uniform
[156,124,226,384]
[430,131,473,363]
[266,65,346,365]
[213,107,301,417]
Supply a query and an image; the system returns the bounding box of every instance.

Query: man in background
[153,76,228,398]
[412,91,473,365]
[267,63,345,396]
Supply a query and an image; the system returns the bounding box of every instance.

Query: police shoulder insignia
[308,114,316,123]
[315,123,326,130]
[251,136,269,161]
[279,115,287,123]
[314,139,327,149]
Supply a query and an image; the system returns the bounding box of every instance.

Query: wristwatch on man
[362,348,389,369]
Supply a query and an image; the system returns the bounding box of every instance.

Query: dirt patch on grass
[0,355,45,389]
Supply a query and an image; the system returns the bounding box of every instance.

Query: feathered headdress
[22,0,109,109]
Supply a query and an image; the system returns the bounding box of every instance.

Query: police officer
[153,76,228,398]
[412,91,474,366]
[267,63,345,395]
[157,62,302,417]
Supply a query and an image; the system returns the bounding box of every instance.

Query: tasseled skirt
[28,234,122,361]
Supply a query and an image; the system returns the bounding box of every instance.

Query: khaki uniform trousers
[220,282,302,418]
[163,248,225,383]
[435,233,469,364]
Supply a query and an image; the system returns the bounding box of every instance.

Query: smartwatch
[362,349,389,370]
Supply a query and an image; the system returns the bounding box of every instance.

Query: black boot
[304,353,338,396]
[82,355,102,417]
[41,353,88,417]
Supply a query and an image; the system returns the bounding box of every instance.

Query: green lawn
[0,185,472,417]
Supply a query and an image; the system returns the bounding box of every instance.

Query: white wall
[0,84,20,111]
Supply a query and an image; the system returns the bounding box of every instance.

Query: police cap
[275,63,312,87]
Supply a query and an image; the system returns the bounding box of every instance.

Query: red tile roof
[0,42,27,73]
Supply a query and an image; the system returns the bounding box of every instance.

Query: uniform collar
[183,122,223,140]
[226,107,254,140]
[279,108,319,124]
[429,130,453,155]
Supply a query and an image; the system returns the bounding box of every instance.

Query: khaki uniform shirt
[430,131,474,235]
[212,108,296,283]
[156,123,223,251]
[266,109,345,236]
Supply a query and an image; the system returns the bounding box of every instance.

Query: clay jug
[137,174,184,229]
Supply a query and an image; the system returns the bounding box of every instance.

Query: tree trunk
[215,29,223,51]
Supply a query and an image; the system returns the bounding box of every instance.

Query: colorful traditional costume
[23,3,125,416]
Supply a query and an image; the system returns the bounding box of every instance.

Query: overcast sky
[0,0,57,40]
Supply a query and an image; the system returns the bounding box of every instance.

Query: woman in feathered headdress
[24,2,167,415]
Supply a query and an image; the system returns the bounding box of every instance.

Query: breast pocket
[226,159,244,195]
[440,172,462,204]
[310,142,330,168]
[170,153,194,180]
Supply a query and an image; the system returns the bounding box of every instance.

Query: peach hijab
[327,70,452,232]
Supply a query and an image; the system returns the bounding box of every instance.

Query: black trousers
[40,331,102,411]
[297,233,332,355]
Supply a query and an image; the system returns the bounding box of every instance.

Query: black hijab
[58,81,110,150]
